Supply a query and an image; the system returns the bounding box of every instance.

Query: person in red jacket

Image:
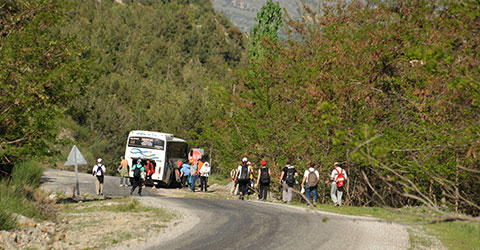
[144,159,156,189]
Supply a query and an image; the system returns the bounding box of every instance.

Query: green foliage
[0,209,15,231]
[248,0,283,61]
[0,161,54,230]
[204,0,480,214]
[0,0,91,165]
[10,161,44,189]
[58,0,246,171]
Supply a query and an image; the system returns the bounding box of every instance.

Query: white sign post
[64,145,88,196]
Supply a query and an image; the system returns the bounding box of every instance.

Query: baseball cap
[137,159,142,163]
[242,157,248,162]
[334,162,341,166]
[260,160,267,166]
[97,158,102,163]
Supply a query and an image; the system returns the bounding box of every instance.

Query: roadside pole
[65,145,88,196]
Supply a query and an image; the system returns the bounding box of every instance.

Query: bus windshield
[128,137,164,150]
[167,142,188,159]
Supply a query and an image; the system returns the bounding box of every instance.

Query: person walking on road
[235,157,251,200]
[327,162,348,207]
[92,158,106,195]
[301,162,319,207]
[180,161,191,189]
[118,156,129,187]
[279,162,298,203]
[189,160,199,192]
[256,160,270,201]
[130,159,145,196]
[199,161,211,192]
[230,168,239,195]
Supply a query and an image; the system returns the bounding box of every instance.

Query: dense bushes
[203,0,480,215]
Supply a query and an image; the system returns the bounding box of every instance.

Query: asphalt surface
[41,169,409,250]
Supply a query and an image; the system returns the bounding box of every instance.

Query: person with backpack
[199,161,210,192]
[234,157,251,200]
[301,162,320,207]
[130,159,145,196]
[144,159,155,189]
[278,161,298,203]
[256,160,270,201]
[327,162,348,207]
[189,160,199,192]
[180,160,191,189]
[92,158,106,195]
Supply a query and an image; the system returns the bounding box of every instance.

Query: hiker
[180,160,191,189]
[301,162,319,207]
[92,158,106,195]
[256,160,270,201]
[235,157,251,200]
[248,161,255,195]
[327,162,348,207]
[118,156,129,187]
[278,161,298,203]
[145,159,155,189]
[130,159,145,196]
[199,161,211,192]
[189,160,199,192]
[230,168,239,195]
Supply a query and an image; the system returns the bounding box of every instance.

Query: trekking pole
[280,182,313,207]
[246,185,257,193]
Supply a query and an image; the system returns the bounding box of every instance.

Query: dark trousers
[181,175,189,188]
[258,183,269,200]
[130,178,143,195]
[200,176,208,192]
[238,180,249,197]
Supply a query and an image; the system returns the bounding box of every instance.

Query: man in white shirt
[327,162,348,207]
[301,162,320,206]
[92,158,106,195]
[199,162,211,192]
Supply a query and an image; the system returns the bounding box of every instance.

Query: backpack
[259,167,270,185]
[238,165,249,181]
[133,164,141,179]
[285,167,296,185]
[96,164,104,176]
[335,168,345,188]
[307,170,318,187]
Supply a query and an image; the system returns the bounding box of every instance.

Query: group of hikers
[231,157,348,207]
[92,156,212,196]
[91,155,348,207]
[179,159,211,192]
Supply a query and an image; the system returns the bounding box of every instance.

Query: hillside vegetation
[202,0,480,216]
[1,0,478,218]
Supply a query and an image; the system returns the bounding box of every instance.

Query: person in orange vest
[144,159,155,189]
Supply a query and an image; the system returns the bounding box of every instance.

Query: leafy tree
[58,0,246,172]
[0,0,90,171]
[248,0,283,61]
[205,0,480,215]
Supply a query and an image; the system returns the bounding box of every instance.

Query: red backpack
[335,168,345,188]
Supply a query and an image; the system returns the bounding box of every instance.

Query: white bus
[124,130,188,187]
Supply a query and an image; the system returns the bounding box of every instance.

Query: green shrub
[10,161,44,189]
[0,209,15,230]
[0,161,53,230]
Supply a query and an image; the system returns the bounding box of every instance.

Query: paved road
[41,169,409,250]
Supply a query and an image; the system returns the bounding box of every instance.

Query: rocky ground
[0,182,232,250]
